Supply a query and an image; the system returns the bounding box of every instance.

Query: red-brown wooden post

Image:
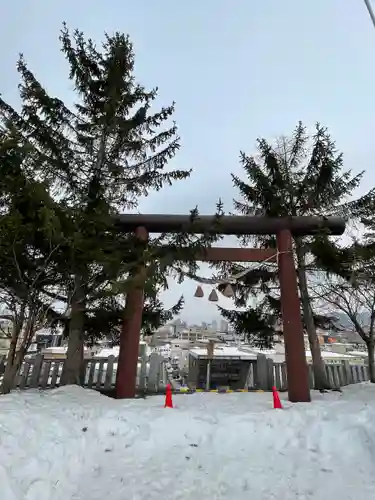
[277,229,311,403]
[116,226,148,399]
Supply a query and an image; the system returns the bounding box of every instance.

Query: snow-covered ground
[1,385,375,500]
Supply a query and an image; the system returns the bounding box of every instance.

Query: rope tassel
[208,289,219,302]
[221,283,234,298]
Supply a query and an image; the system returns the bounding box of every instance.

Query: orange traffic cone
[272,386,283,409]
[164,383,173,408]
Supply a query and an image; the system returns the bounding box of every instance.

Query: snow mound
[1,385,375,499]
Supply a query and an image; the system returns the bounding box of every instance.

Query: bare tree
[0,244,61,394]
[315,275,375,382]
[0,291,57,394]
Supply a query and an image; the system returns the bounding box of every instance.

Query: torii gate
[113,214,345,403]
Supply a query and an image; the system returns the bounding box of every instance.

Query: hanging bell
[222,283,234,298]
[194,285,204,298]
[208,288,219,302]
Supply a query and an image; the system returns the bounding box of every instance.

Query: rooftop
[189,345,361,362]
[189,345,257,360]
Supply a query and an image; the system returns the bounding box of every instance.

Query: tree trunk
[0,349,25,394]
[295,239,330,390]
[1,354,17,394]
[60,280,85,386]
[367,341,375,383]
[0,321,22,394]
[1,364,18,394]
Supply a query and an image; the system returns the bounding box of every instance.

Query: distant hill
[334,311,370,330]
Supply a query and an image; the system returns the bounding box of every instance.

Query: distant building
[0,319,12,356]
[337,330,366,345]
[41,346,93,360]
[154,325,174,340]
[219,319,229,333]
[35,331,62,350]
[176,328,204,342]
[188,346,256,390]
[170,319,187,335]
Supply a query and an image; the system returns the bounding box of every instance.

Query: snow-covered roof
[42,347,67,354]
[189,346,257,360]
[94,341,147,358]
[346,350,368,357]
[241,346,277,355]
[305,350,356,359]
[94,347,119,358]
[189,345,361,362]
[42,346,91,354]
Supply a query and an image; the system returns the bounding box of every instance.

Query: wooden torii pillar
[114,214,345,403]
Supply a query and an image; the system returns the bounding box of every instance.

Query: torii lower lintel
[189,247,277,262]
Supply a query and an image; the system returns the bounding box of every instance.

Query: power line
[364,0,375,30]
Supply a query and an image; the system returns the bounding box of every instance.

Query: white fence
[257,355,369,391]
[0,352,370,393]
[0,352,168,393]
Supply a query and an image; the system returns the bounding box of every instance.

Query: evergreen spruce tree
[220,122,368,389]
[79,262,185,345]
[0,133,66,392]
[0,24,192,384]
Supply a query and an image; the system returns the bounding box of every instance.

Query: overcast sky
[2,0,375,323]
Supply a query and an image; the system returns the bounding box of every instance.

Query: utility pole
[364,0,375,30]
